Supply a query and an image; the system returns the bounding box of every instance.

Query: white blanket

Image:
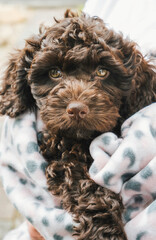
[0,103,156,240]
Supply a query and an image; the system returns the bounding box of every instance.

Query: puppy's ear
[117,38,156,113]
[129,53,156,111]
[0,37,40,117]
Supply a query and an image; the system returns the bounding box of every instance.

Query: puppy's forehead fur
[42,14,107,47]
[32,13,132,77]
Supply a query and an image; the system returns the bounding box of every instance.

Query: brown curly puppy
[0,10,156,240]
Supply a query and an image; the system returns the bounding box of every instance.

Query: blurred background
[0,0,85,239]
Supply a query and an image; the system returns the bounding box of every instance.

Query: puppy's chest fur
[39,131,93,169]
[37,129,127,240]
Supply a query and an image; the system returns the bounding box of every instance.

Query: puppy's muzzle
[66,101,89,120]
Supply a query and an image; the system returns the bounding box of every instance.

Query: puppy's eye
[49,68,62,79]
[96,68,108,78]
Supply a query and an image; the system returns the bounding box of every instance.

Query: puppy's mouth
[59,126,100,140]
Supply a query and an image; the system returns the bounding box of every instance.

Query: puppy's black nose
[66,101,89,119]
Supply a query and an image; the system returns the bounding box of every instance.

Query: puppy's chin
[57,127,100,140]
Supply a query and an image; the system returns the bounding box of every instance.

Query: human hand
[27,221,45,240]
[90,103,156,193]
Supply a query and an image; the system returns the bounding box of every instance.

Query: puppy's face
[0,11,142,139]
[28,14,138,139]
[34,71,122,138]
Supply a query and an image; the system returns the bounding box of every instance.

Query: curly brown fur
[0,10,156,239]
